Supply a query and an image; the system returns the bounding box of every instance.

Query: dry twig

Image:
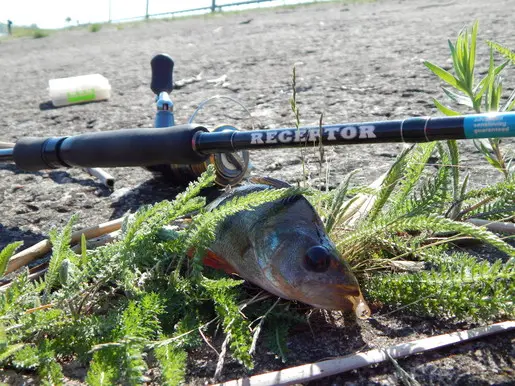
[5,218,124,275]
[212,321,515,386]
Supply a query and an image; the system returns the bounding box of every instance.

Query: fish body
[205,177,371,318]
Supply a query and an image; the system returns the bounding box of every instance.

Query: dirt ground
[0,0,514,384]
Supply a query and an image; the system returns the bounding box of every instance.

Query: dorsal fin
[249,176,292,188]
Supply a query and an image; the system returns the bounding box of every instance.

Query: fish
[202,176,371,319]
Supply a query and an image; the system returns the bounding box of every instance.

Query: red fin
[202,249,237,275]
[187,247,236,275]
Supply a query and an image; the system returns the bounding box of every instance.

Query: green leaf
[325,172,355,233]
[0,241,22,277]
[502,88,515,112]
[38,340,64,386]
[473,60,509,107]
[469,21,478,83]
[155,344,187,386]
[456,28,471,89]
[44,215,78,297]
[367,145,413,221]
[423,61,463,92]
[448,39,465,82]
[0,343,25,364]
[269,324,289,363]
[447,140,461,219]
[388,143,438,217]
[12,345,39,369]
[442,87,473,108]
[474,139,505,174]
[475,60,509,91]
[484,48,496,112]
[0,324,5,351]
[366,253,515,320]
[121,343,147,386]
[433,98,461,116]
[202,277,253,368]
[492,77,503,111]
[86,350,120,386]
[487,40,515,64]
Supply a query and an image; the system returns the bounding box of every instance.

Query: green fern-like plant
[1,23,515,385]
[326,138,514,321]
[154,343,187,386]
[365,253,514,320]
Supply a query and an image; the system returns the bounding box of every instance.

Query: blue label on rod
[464,113,515,139]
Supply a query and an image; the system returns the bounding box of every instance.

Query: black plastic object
[151,54,174,94]
[12,137,59,171]
[13,125,209,171]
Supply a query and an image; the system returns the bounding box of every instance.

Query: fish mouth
[328,284,372,319]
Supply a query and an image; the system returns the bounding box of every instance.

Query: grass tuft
[89,24,102,33]
[33,30,49,39]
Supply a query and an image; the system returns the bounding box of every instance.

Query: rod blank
[0,148,13,162]
[194,112,515,154]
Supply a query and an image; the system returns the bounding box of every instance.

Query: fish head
[255,198,371,319]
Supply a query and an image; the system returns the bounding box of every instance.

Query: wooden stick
[1,230,118,290]
[27,268,47,283]
[70,230,120,253]
[5,218,124,275]
[466,218,515,235]
[0,267,48,291]
[83,167,115,189]
[213,321,515,386]
[0,141,15,149]
[28,261,49,274]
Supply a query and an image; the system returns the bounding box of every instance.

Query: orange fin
[202,249,237,274]
[249,176,291,188]
[187,247,237,275]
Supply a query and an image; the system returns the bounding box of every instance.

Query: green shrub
[33,30,48,39]
[89,24,102,33]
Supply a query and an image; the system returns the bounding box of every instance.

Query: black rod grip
[59,125,208,168]
[13,125,209,171]
[13,137,64,171]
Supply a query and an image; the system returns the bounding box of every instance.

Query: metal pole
[212,0,216,12]
[146,0,149,19]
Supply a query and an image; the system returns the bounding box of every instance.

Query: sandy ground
[0,0,514,384]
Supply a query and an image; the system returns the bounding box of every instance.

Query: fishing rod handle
[13,124,209,171]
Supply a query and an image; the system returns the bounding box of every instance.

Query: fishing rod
[1,53,515,187]
[2,111,515,168]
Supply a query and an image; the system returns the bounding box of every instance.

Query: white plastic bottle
[48,74,111,107]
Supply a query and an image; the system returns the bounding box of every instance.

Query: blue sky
[1,0,317,29]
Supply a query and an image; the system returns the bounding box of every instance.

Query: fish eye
[304,246,331,273]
